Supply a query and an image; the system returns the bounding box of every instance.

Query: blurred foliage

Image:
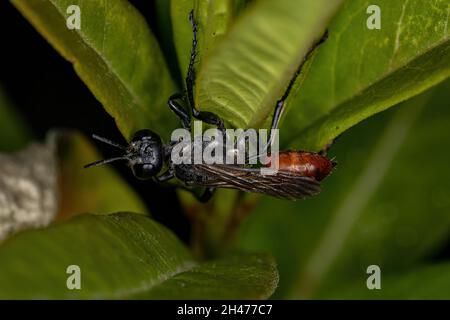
[56,131,147,220]
[327,262,450,299]
[0,136,57,241]
[0,87,31,151]
[237,79,450,298]
[177,187,259,258]
[0,213,277,299]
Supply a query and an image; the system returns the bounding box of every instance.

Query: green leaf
[56,131,147,219]
[327,263,450,299]
[195,0,343,128]
[0,212,278,299]
[132,253,278,299]
[283,0,450,150]
[0,87,31,151]
[237,79,450,298]
[171,0,235,82]
[11,0,177,139]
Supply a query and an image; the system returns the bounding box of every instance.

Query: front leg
[191,109,225,132]
[180,185,216,203]
[197,187,216,203]
[154,165,215,202]
[168,93,191,129]
[153,168,175,183]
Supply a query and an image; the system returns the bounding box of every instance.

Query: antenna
[84,156,129,169]
[92,134,127,150]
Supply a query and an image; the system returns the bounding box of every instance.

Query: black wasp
[85,11,335,202]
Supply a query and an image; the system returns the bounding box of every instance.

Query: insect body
[85,11,335,202]
[265,151,336,181]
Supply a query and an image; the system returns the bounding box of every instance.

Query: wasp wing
[188,164,321,200]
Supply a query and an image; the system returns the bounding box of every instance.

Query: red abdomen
[266,151,336,181]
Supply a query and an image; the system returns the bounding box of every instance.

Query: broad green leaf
[132,253,278,299]
[56,131,147,220]
[0,212,278,299]
[326,263,450,299]
[196,0,343,128]
[237,79,450,298]
[0,87,31,151]
[283,0,450,150]
[171,0,235,83]
[12,0,177,139]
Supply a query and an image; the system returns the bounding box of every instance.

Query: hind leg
[267,30,330,147]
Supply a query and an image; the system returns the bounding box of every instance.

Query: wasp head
[127,129,164,180]
[84,129,164,180]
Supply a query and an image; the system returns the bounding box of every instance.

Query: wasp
[85,11,336,202]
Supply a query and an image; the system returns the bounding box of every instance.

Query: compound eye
[131,163,156,180]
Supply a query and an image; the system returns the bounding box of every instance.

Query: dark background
[0,1,191,243]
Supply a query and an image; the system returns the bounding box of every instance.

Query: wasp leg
[168,93,191,129]
[176,185,216,203]
[197,187,216,203]
[318,135,340,157]
[318,141,332,157]
[186,10,225,132]
[267,30,329,146]
[154,169,175,183]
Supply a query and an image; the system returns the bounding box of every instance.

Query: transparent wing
[189,164,321,200]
